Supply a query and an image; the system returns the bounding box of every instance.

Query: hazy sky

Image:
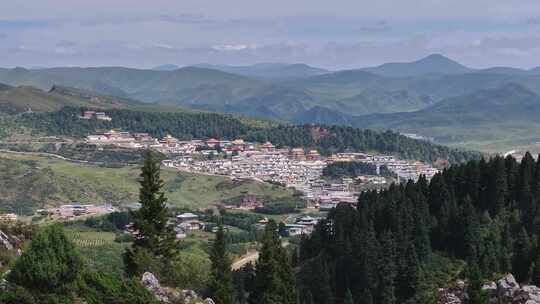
[3,0,540,69]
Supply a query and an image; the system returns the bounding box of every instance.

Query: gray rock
[497,273,520,301]
[515,285,540,304]
[141,272,215,304]
[142,272,160,289]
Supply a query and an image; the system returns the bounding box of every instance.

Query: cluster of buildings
[84,129,440,211]
[162,140,440,211]
[284,215,323,236]
[36,203,118,219]
[80,110,112,121]
[328,152,439,182]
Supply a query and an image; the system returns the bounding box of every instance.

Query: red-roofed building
[207,138,220,147]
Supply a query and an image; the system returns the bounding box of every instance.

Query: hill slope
[354,84,540,149]
[0,84,141,114]
[0,152,296,215]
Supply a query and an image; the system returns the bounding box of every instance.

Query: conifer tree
[396,241,420,302]
[532,250,540,286]
[7,224,84,294]
[358,288,373,304]
[466,260,489,304]
[303,290,314,304]
[499,222,513,273]
[250,220,297,304]
[208,224,235,304]
[125,149,178,277]
[490,156,508,216]
[344,289,354,304]
[513,228,533,283]
[378,231,397,304]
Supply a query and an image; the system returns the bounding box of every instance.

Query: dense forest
[298,152,540,303]
[19,107,480,163]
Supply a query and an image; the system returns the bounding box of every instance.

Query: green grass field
[64,226,128,274]
[0,151,297,213]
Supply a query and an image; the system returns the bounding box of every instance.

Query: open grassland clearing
[0,151,297,213]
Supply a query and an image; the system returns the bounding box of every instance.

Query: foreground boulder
[141,272,215,304]
[438,274,540,304]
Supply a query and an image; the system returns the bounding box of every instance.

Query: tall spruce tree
[344,289,354,304]
[532,250,540,286]
[124,149,178,277]
[208,223,235,304]
[378,231,397,304]
[250,220,297,304]
[513,228,532,283]
[466,260,489,304]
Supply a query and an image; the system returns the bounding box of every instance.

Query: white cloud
[212,44,258,51]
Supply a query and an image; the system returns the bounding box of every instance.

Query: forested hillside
[20,107,480,163]
[299,152,540,303]
[3,57,540,151]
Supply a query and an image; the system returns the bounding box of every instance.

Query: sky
[2,0,540,69]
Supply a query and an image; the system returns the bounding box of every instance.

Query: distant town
[86,124,440,213]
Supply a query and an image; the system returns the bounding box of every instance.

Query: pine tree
[303,290,314,304]
[532,250,540,286]
[378,231,397,304]
[513,228,532,283]
[250,220,297,304]
[461,197,481,260]
[358,288,373,304]
[344,289,354,304]
[124,149,178,277]
[499,222,513,273]
[466,260,489,304]
[396,241,420,302]
[208,224,235,304]
[7,224,84,294]
[490,156,508,216]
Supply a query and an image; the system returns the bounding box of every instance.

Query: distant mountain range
[353,84,540,145]
[360,54,473,76]
[192,63,329,79]
[2,54,540,151]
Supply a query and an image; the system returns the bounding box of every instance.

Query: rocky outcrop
[0,230,13,250]
[438,274,540,304]
[141,272,215,304]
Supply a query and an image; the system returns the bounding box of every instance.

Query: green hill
[0,84,141,114]
[0,66,262,104]
[354,84,540,150]
[0,152,296,215]
[18,106,479,163]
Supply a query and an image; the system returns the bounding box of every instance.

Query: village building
[289,148,306,161]
[176,212,205,231]
[160,134,179,146]
[82,110,95,119]
[206,138,220,147]
[231,139,246,151]
[95,112,112,121]
[306,150,321,161]
[261,141,275,152]
[0,213,18,222]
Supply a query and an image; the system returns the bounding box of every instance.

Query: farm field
[64,226,128,275]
